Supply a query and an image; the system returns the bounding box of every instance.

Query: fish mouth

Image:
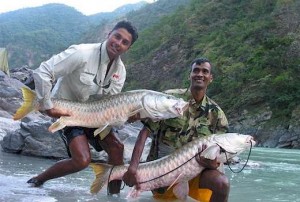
[246,136,256,147]
[249,138,256,147]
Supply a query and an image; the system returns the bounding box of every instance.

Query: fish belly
[138,160,201,191]
[52,96,141,128]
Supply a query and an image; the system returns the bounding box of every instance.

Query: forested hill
[125,0,300,119]
[1,0,300,147]
[122,0,300,147]
[0,2,146,68]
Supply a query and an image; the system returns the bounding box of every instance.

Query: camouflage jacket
[144,89,229,161]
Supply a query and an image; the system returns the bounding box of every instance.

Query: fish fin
[167,173,183,191]
[90,163,112,194]
[13,87,38,120]
[172,181,189,200]
[200,144,221,160]
[128,107,143,118]
[48,117,67,133]
[127,187,141,198]
[93,125,109,136]
[217,163,225,174]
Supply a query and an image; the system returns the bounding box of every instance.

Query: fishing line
[106,166,114,195]
[106,165,126,195]
[137,141,253,185]
[224,141,253,173]
[138,151,202,184]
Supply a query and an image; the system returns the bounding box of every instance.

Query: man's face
[190,62,213,90]
[106,28,132,59]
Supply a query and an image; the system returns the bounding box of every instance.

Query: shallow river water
[1,147,299,202]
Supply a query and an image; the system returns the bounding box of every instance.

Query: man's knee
[213,173,229,191]
[109,140,124,155]
[106,136,124,164]
[199,170,229,202]
[72,153,91,170]
[99,131,124,165]
[103,132,124,156]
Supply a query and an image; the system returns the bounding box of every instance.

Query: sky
[0,0,154,15]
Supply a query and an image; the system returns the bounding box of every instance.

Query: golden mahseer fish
[13,87,189,134]
[90,133,255,200]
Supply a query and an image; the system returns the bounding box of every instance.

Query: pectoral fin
[48,117,67,133]
[172,181,189,200]
[128,108,142,117]
[167,173,183,191]
[93,125,109,136]
[218,163,225,174]
[200,144,221,160]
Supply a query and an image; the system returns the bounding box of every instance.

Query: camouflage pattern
[144,89,229,161]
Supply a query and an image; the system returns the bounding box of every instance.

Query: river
[0,147,299,202]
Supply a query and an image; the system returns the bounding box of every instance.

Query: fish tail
[13,87,38,120]
[48,118,67,133]
[90,163,112,194]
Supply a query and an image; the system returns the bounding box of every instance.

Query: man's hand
[44,108,70,118]
[122,168,140,190]
[195,145,220,170]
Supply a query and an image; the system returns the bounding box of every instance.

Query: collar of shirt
[95,40,122,84]
[189,93,209,112]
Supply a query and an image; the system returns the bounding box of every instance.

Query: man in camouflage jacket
[123,58,230,202]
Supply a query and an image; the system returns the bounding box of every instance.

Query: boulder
[1,68,300,163]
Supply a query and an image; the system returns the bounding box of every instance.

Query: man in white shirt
[27,20,138,195]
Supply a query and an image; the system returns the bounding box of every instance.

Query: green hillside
[0,4,90,68]
[125,0,300,118]
[0,2,147,68]
[0,0,299,145]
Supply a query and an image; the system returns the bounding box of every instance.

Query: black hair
[112,20,139,45]
[190,57,214,75]
[190,57,211,67]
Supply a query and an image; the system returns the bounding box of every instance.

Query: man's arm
[45,108,71,118]
[123,127,151,188]
[33,45,83,111]
[195,145,220,170]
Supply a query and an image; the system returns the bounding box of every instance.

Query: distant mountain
[125,0,300,121]
[0,2,148,69]
[126,0,192,30]
[88,1,147,25]
[81,0,192,43]
[121,0,300,148]
[1,0,300,148]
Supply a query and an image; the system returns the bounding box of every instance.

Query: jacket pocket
[79,72,95,86]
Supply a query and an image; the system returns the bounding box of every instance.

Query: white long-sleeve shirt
[33,40,126,110]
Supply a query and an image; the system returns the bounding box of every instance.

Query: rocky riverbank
[0,67,299,162]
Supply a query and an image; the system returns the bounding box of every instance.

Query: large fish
[13,87,188,134]
[90,133,255,200]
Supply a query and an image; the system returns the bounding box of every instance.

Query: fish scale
[90,133,255,200]
[133,141,201,191]
[13,87,188,134]
[50,91,147,128]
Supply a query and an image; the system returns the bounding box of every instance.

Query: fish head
[212,133,256,160]
[141,92,189,120]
